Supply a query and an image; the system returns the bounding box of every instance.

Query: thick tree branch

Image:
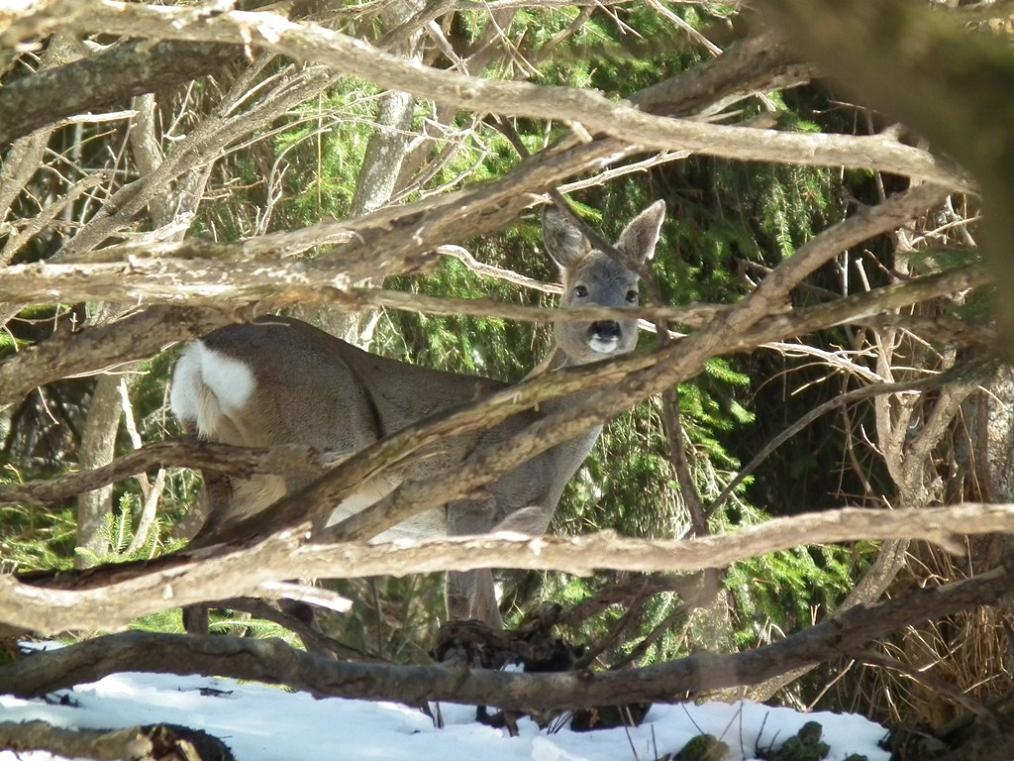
[0,440,340,508]
[14,1,970,189]
[0,720,234,761]
[0,258,727,325]
[0,40,240,147]
[5,504,1013,634]
[3,559,1011,707]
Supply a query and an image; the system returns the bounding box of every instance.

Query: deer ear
[617,200,666,263]
[543,207,590,268]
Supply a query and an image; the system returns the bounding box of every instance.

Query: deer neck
[534,345,605,441]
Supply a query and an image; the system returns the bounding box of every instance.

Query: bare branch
[54,64,335,261]
[436,245,561,295]
[707,367,987,516]
[738,183,951,320]
[0,305,229,409]
[0,256,725,325]
[0,35,81,220]
[3,559,1010,707]
[123,468,165,556]
[22,1,971,188]
[0,440,339,507]
[0,171,107,266]
[0,719,233,761]
[6,504,1014,634]
[0,40,240,147]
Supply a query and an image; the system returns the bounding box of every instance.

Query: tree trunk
[304,0,424,346]
[75,374,122,566]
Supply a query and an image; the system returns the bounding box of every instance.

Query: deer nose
[590,321,621,341]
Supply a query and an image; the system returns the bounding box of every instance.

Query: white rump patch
[170,341,255,437]
[169,343,204,424]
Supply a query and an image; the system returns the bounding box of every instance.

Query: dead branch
[707,365,988,515]
[12,2,970,189]
[758,0,1014,340]
[0,305,229,409]
[0,257,727,325]
[4,503,1013,634]
[724,262,989,354]
[54,64,335,262]
[0,40,240,147]
[1,172,107,266]
[0,35,81,223]
[436,245,561,295]
[6,228,984,346]
[0,719,234,761]
[3,559,1010,707]
[0,440,340,508]
[742,184,951,317]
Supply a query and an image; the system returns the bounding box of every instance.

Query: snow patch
[0,665,892,761]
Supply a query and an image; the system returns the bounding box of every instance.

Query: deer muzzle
[588,320,621,353]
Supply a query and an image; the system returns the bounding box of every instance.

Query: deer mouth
[589,336,620,353]
[587,320,622,353]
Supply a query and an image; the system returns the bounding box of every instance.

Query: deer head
[543,200,665,366]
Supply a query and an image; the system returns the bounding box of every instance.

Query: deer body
[171,201,665,625]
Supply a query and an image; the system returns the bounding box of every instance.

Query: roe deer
[170,201,665,627]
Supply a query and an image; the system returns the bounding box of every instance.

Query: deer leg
[492,505,553,536]
[446,499,503,628]
[182,604,210,635]
[448,505,555,628]
[446,568,502,627]
[181,471,234,634]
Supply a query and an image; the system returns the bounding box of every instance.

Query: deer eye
[574,285,588,298]
[626,290,639,303]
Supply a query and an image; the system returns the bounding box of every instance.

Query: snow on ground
[0,665,891,761]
